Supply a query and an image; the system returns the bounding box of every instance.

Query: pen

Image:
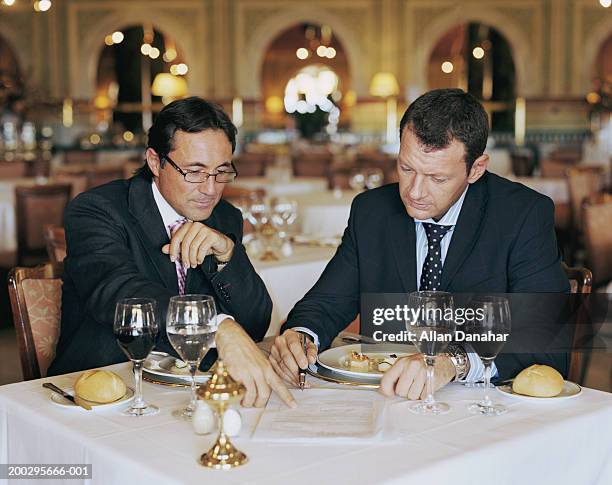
[299,334,308,391]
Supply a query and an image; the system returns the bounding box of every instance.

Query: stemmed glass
[407,291,456,415]
[465,296,511,416]
[246,193,269,235]
[114,298,159,416]
[365,168,384,190]
[270,197,298,238]
[166,294,218,420]
[348,170,366,191]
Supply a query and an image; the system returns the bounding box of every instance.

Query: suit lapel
[386,211,418,293]
[128,176,179,293]
[440,174,488,290]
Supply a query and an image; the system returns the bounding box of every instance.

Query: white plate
[50,386,135,410]
[317,343,416,378]
[144,351,211,385]
[496,380,582,401]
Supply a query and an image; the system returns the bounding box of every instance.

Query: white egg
[192,401,216,435]
[223,408,242,437]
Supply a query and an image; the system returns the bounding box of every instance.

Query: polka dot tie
[419,223,452,291]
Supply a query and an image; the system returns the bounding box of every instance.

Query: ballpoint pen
[299,334,308,391]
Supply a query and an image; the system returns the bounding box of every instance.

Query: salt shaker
[192,401,216,435]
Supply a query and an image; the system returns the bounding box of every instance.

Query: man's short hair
[138,96,237,179]
[399,89,489,172]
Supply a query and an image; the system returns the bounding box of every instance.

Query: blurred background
[0,0,610,388]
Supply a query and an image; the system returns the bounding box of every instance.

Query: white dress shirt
[296,185,496,382]
[151,181,233,328]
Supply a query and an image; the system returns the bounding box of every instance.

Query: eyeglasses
[161,155,238,183]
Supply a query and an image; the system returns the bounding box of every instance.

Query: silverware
[341,334,378,345]
[494,378,514,387]
[43,382,92,410]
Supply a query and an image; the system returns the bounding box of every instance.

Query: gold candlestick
[197,360,248,469]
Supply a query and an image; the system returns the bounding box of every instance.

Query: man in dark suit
[49,97,294,408]
[269,89,569,400]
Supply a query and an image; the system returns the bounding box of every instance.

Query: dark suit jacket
[48,174,272,375]
[283,172,570,380]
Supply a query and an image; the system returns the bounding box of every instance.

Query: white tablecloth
[1,362,611,485]
[254,246,336,336]
[293,190,358,237]
[235,177,329,196]
[510,176,569,204]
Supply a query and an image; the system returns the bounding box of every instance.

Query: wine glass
[270,197,298,238]
[406,291,456,415]
[166,294,218,420]
[465,296,511,416]
[246,193,269,233]
[365,168,384,190]
[114,298,159,417]
[348,170,366,191]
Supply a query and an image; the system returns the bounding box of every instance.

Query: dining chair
[562,263,593,385]
[43,225,67,264]
[582,193,612,287]
[15,183,72,266]
[8,262,63,380]
[566,166,603,231]
[234,152,272,177]
[0,160,27,178]
[292,152,332,178]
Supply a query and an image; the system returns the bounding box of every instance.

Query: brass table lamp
[197,360,248,469]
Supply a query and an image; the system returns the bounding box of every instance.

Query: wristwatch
[446,343,470,381]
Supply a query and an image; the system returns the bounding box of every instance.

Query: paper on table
[252,388,385,442]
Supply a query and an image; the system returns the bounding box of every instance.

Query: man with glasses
[49,97,295,409]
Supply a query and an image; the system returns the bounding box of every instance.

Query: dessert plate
[317,343,416,378]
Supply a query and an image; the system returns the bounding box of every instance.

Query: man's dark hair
[399,88,489,172]
[138,96,237,179]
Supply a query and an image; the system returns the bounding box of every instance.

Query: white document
[252,388,385,441]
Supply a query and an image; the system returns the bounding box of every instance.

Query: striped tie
[168,218,188,295]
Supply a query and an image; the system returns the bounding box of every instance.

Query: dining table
[1,341,611,485]
[234,176,329,196]
[292,190,359,238]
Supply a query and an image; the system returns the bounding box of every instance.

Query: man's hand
[269,329,318,387]
[215,319,296,408]
[379,354,456,399]
[162,221,234,268]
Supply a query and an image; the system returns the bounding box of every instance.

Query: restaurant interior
[0,0,610,482]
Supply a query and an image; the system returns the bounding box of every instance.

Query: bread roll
[512,364,564,397]
[74,370,127,403]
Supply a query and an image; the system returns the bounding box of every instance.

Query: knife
[43,382,92,411]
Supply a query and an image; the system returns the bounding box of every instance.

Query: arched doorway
[95,25,188,134]
[0,33,24,123]
[588,32,612,112]
[260,23,348,137]
[427,22,516,132]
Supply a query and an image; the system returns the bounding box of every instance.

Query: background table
[292,190,358,237]
[1,361,611,485]
[253,246,336,336]
[234,177,329,196]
